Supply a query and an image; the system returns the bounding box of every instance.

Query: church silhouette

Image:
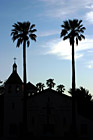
[0,62,93,140]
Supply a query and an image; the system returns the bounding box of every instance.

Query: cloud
[87,61,93,69]
[86,4,93,9]
[39,0,93,19]
[44,39,83,60]
[38,30,59,37]
[40,0,65,5]
[42,37,93,61]
[85,11,93,23]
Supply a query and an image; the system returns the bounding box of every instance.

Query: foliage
[60,19,86,46]
[36,82,45,92]
[57,84,65,94]
[46,79,56,89]
[68,86,92,102]
[11,21,37,47]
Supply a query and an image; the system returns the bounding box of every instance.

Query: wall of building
[27,90,72,137]
[3,84,23,139]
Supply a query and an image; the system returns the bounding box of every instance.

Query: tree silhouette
[69,87,93,119]
[57,84,65,94]
[41,83,45,91]
[46,79,56,89]
[69,86,92,102]
[36,82,45,92]
[11,21,37,135]
[60,19,86,137]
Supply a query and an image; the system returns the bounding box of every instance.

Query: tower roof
[5,72,22,84]
[5,62,22,84]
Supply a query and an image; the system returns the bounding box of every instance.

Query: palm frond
[17,22,23,27]
[69,19,74,29]
[80,34,85,39]
[16,38,23,47]
[78,36,82,41]
[13,23,23,32]
[78,20,82,26]
[29,34,37,41]
[30,29,37,33]
[12,33,23,42]
[76,37,78,46]
[60,29,67,38]
[63,35,69,41]
[61,20,70,30]
[30,24,35,29]
[11,31,18,36]
[27,40,30,47]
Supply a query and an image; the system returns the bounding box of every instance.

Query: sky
[0,0,93,95]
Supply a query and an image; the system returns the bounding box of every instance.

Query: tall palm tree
[11,21,37,135]
[46,78,56,89]
[60,19,86,137]
[57,84,65,94]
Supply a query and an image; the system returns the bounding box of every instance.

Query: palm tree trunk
[72,37,77,138]
[23,40,27,90]
[23,40,27,136]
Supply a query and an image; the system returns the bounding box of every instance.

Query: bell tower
[13,58,17,73]
[3,58,23,139]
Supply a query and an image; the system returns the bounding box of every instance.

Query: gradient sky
[0,0,93,95]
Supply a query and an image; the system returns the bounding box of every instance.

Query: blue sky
[0,0,93,95]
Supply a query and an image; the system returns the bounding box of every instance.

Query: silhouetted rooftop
[5,72,22,84]
[30,88,71,99]
[26,82,37,90]
[5,62,22,84]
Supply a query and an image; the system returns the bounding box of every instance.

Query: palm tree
[57,84,65,94]
[68,87,92,102]
[11,21,37,135]
[46,79,56,89]
[68,87,92,120]
[60,19,86,137]
[41,83,45,91]
[36,82,45,92]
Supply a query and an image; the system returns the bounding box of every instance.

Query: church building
[1,62,93,140]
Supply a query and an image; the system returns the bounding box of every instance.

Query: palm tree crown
[68,87,92,102]
[36,82,45,92]
[57,84,65,94]
[11,21,37,47]
[60,19,86,46]
[46,79,56,89]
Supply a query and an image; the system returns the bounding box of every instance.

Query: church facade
[1,62,93,140]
